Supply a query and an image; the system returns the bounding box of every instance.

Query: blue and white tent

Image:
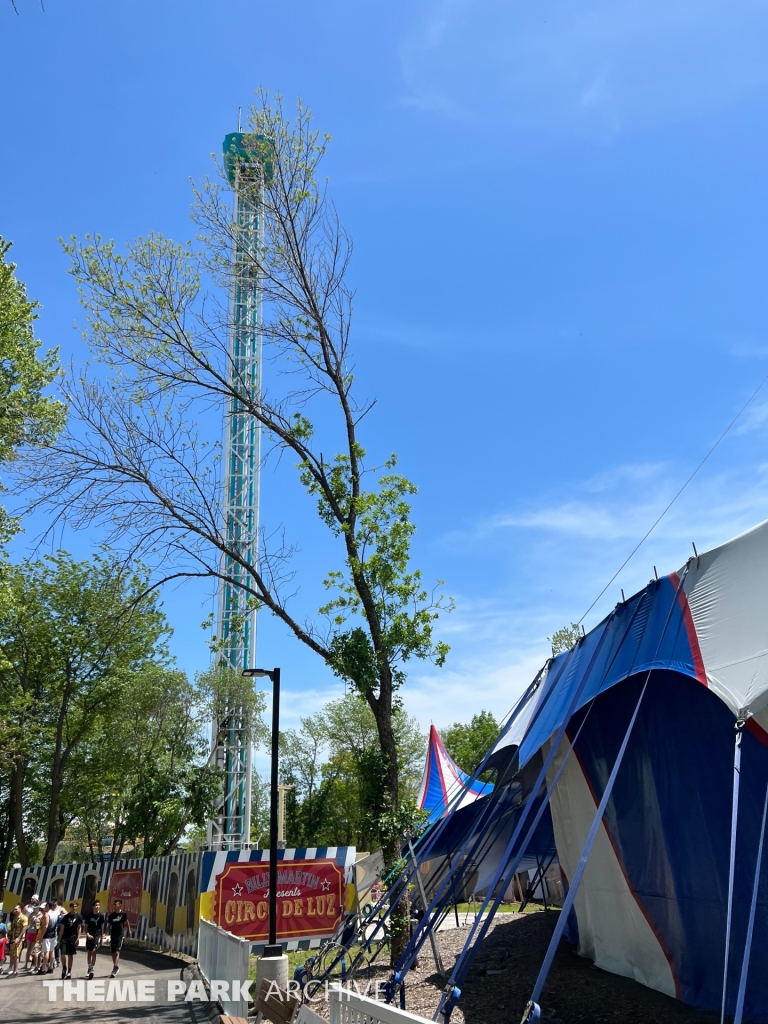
[417,724,494,823]
[505,519,768,1018]
[400,519,768,1022]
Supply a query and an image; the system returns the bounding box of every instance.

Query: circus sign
[212,859,345,941]
[108,869,143,926]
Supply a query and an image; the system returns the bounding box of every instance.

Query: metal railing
[330,987,433,1024]
[198,916,251,1018]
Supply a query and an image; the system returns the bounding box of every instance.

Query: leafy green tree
[548,622,582,656]
[280,712,329,843]
[74,666,225,859]
[21,94,451,878]
[0,552,170,866]
[441,711,499,780]
[0,237,63,540]
[249,771,271,849]
[196,664,269,747]
[281,694,426,850]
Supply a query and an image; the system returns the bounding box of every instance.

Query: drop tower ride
[207,131,270,850]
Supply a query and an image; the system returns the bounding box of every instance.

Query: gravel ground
[305,909,724,1024]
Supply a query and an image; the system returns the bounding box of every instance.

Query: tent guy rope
[579,371,768,626]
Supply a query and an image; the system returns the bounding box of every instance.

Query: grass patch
[249,942,390,982]
[249,949,310,980]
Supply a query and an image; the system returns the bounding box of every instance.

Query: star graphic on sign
[232,883,243,897]
[321,879,331,891]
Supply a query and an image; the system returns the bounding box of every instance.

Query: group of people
[0,894,131,979]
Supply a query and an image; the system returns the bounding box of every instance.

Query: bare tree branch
[16,95,452,881]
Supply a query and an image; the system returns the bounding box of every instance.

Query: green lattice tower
[208,132,272,851]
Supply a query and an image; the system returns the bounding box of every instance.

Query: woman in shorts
[32,904,53,975]
[24,899,41,970]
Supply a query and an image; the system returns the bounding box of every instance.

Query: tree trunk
[42,766,65,865]
[44,666,72,865]
[11,758,28,868]
[85,823,95,861]
[366,676,410,964]
[366,683,399,813]
[0,775,18,898]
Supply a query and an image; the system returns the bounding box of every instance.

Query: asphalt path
[0,947,214,1024]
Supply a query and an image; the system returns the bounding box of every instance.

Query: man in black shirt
[107,899,131,978]
[84,899,105,979]
[58,901,82,980]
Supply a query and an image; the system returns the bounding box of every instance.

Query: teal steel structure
[208,132,270,850]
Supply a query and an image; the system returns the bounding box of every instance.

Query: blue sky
[3,0,768,761]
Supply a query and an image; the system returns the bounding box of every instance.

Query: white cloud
[730,341,768,359]
[734,401,768,435]
[580,462,669,493]
[398,0,768,138]
[398,89,467,118]
[257,455,768,751]
[483,461,768,553]
[497,501,649,541]
[406,648,546,732]
[418,456,768,727]
[580,69,613,110]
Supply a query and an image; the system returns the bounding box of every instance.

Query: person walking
[39,902,58,974]
[84,899,105,979]
[47,897,63,969]
[30,903,47,974]
[23,895,41,970]
[5,905,28,978]
[58,900,83,980]
[106,899,131,978]
[0,914,7,966]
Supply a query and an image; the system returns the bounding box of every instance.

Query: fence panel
[198,917,251,1018]
[330,987,433,1024]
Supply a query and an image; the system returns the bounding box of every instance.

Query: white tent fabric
[682,518,768,718]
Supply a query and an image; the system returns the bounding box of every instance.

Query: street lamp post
[242,666,282,956]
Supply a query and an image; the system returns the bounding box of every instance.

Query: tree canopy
[0,552,223,875]
[441,710,499,781]
[548,622,582,656]
[280,693,426,851]
[0,237,64,541]
[70,665,225,861]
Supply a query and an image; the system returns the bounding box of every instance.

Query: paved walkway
[0,947,211,1024]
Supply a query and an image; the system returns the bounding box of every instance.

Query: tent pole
[520,566,690,1023]
[733,777,768,1024]
[721,719,745,1024]
[432,597,643,1018]
[447,852,460,927]
[409,837,446,979]
[523,669,653,1021]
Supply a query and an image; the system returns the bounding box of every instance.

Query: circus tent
[397,518,768,1023]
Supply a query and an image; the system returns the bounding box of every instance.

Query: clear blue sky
[3,0,768,752]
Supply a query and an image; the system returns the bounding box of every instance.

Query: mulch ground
[306,909,724,1024]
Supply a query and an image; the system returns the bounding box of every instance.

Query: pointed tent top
[417,725,494,822]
